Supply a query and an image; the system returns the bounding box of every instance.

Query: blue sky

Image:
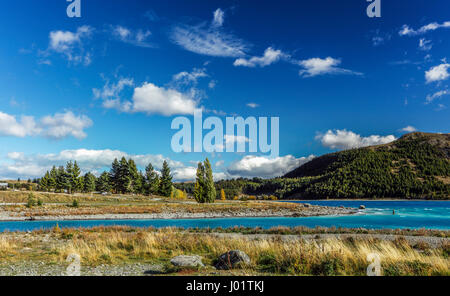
[0,0,449,181]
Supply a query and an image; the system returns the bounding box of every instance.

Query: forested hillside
[279,132,450,199]
[203,132,449,200]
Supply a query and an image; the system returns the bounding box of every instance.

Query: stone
[359,205,366,209]
[215,250,250,270]
[170,255,204,267]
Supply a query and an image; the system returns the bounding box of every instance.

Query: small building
[0,183,8,189]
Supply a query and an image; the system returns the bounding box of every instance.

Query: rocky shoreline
[0,204,358,221]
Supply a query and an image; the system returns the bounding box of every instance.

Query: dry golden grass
[2,194,304,217]
[53,230,450,275]
[1,227,447,276]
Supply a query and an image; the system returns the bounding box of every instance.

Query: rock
[215,250,250,270]
[170,255,204,267]
[359,205,366,209]
[303,203,311,208]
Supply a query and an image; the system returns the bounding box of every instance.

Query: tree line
[38,157,174,197]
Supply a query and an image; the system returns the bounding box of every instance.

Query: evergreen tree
[56,166,69,193]
[159,160,173,197]
[109,158,120,193]
[194,158,216,203]
[39,171,50,191]
[71,161,83,193]
[204,158,216,203]
[145,163,159,195]
[194,162,205,203]
[83,172,96,193]
[128,159,141,194]
[117,157,131,194]
[65,161,74,194]
[48,166,57,191]
[96,172,111,193]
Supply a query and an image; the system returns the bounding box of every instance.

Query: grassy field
[0,190,315,218]
[0,226,448,276]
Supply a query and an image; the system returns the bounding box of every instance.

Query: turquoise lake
[0,200,448,232]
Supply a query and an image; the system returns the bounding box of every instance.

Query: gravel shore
[0,204,358,221]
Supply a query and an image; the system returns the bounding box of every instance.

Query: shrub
[37,199,43,206]
[26,194,37,208]
[72,199,79,208]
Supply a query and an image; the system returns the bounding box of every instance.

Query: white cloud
[233,47,287,67]
[48,26,93,65]
[298,57,362,77]
[425,63,450,83]
[371,30,391,47]
[426,89,449,104]
[40,111,93,140]
[93,78,134,100]
[0,149,184,180]
[0,111,92,140]
[399,21,450,36]
[316,129,396,150]
[131,83,198,116]
[208,80,217,89]
[0,112,39,137]
[171,9,248,58]
[419,38,433,51]
[172,166,197,182]
[246,103,259,108]
[226,155,315,178]
[212,8,225,27]
[172,68,208,86]
[171,24,247,58]
[94,75,201,116]
[224,135,250,144]
[112,25,153,48]
[400,126,417,133]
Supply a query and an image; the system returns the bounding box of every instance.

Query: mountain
[282,132,450,199]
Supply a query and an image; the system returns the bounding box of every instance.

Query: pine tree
[72,161,83,193]
[48,166,57,191]
[56,166,69,193]
[118,157,131,194]
[39,171,50,191]
[145,163,159,195]
[159,160,173,197]
[83,172,96,193]
[128,159,141,194]
[109,158,120,194]
[204,158,216,203]
[194,162,205,203]
[65,161,74,194]
[96,172,111,193]
[194,158,216,203]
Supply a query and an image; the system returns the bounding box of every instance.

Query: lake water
[0,200,448,232]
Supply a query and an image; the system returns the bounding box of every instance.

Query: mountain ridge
[281,132,449,199]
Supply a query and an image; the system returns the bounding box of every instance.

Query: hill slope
[281,132,450,199]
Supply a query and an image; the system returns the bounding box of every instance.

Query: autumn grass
[1,191,305,217]
[0,227,448,276]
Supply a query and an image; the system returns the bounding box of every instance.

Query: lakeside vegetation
[0,226,448,276]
